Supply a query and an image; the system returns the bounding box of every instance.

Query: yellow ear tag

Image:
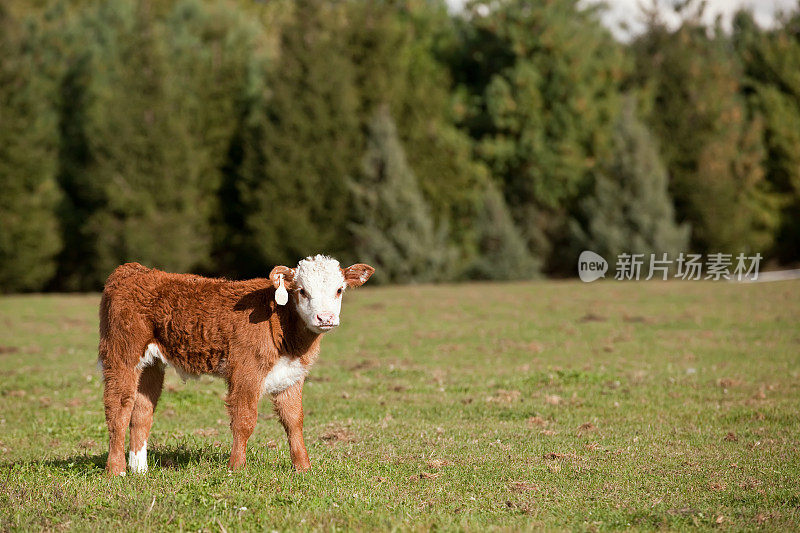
[275,275,288,306]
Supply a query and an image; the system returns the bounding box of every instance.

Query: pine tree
[50,7,101,291]
[162,0,267,274]
[571,97,689,260]
[733,9,800,261]
[350,107,454,284]
[469,182,539,280]
[632,2,779,254]
[236,0,361,270]
[0,8,61,291]
[342,1,486,253]
[450,0,624,268]
[55,0,210,289]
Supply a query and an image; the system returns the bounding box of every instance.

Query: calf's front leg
[273,380,310,471]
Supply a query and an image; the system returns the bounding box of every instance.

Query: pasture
[0,280,798,531]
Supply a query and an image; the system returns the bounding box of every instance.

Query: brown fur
[99,262,328,475]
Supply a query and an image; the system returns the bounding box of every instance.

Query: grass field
[0,280,798,531]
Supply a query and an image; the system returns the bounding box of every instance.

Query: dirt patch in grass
[348,358,380,371]
[527,416,549,427]
[425,459,450,469]
[497,339,544,354]
[578,313,607,323]
[543,452,581,461]
[78,438,97,450]
[724,431,738,442]
[320,426,356,444]
[622,314,656,324]
[509,481,538,493]
[544,394,562,405]
[486,389,521,403]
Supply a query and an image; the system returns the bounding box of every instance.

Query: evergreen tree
[236,0,360,270]
[451,0,624,268]
[55,0,210,289]
[350,107,454,284]
[631,2,779,254]
[342,1,486,253]
[0,8,61,291]
[571,97,689,260]
[50,6,101,291]
[733,9,800,261]
[162,0,267,274]
[469,182,539,280]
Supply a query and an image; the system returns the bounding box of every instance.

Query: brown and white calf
[98,254,374,475]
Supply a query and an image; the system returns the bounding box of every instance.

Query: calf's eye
[337,288,343,295]
[299,289,306,297]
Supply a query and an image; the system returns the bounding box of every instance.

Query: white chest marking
[262,356,307,396]
[129,440,147,474]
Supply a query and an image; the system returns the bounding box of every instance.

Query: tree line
[1,0,798,291]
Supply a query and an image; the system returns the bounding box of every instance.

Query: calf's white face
[293,256,346,333]
[269,255,374,334]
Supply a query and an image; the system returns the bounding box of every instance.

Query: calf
[97,254,374,475]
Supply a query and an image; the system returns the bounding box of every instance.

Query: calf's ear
[342,264,375,288]
[269,266,296,290]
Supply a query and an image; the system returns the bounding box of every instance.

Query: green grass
[0,280,799,531]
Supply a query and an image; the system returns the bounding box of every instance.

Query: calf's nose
[316,312,337,325]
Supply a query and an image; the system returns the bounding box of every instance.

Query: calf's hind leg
[226,373,260,471]
[128,363,165,474]
[101,357,140,476]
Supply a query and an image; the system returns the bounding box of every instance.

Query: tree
[342,1,486,253]
[733,9,800,262]
[0,8,61,291]
[349,107,454,284]
[162,0,268,275]
[235,0,361,271]
[631,1,779,254]
[571,96,689,260]
[451,0,625,269]
[55,0,210,289]
[469,182,539,280]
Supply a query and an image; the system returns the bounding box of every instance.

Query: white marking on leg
[138,343,168,370]
[128,439,148,474]
[261,357,307,396]
[139,342,198,381]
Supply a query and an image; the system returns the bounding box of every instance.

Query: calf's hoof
[293,460,311,472]
[228,459,246,472]
[105,461,127,477]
